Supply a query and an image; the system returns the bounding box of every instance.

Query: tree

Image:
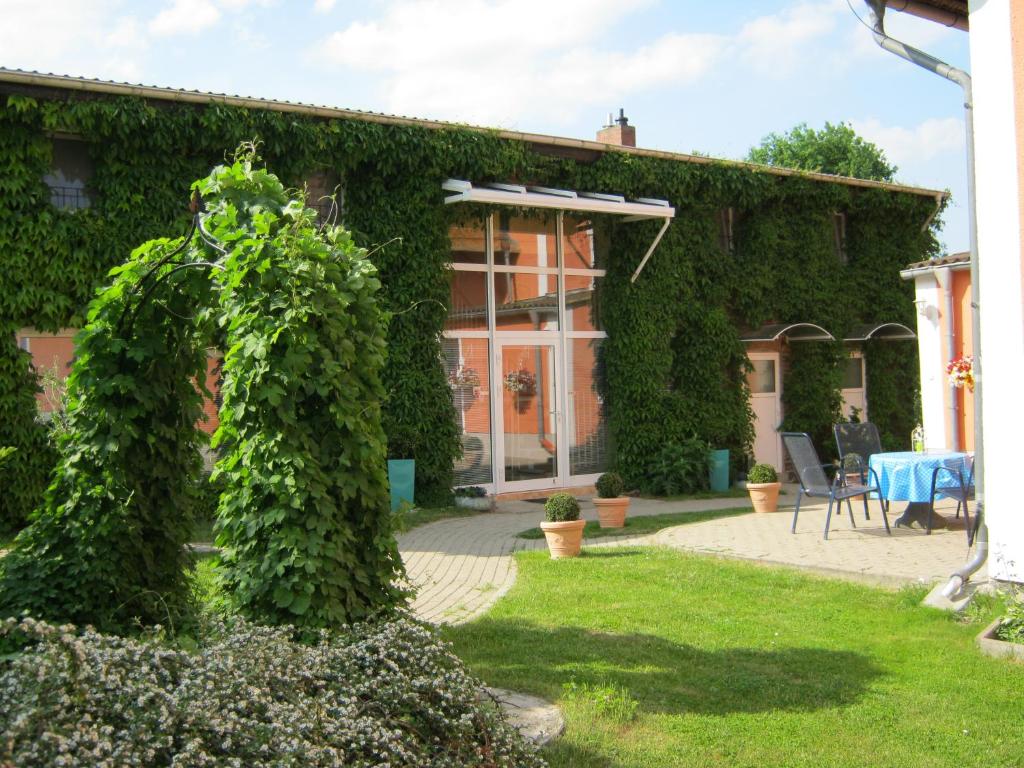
[747,122,897,182]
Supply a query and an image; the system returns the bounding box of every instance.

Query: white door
[748,353,783,472]
[840,353,867,422]
[495,338,563,492]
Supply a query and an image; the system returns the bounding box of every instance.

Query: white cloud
[736,0,843,72]
[852,116,965,171]
[0,0,144,78]
[309,0,851,126]
[313,0,336,12]
[149,0,221,36]
[312,0,726,126]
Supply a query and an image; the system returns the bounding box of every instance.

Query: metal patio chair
[782,432,891,540]
[928,457,976,545]
[833,421,888,515]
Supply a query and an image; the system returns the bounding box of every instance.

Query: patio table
[868,451,971,531]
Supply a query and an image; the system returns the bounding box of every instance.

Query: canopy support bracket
[630,218,672,283]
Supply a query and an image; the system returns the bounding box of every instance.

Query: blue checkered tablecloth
[868,451,971,503]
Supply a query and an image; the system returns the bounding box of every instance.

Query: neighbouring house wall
[970,0,1024,582]
[911,268,977,453]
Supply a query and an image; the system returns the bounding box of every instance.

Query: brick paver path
[397,496,745,623]
[398,491,975,624]
[655,497,972,587]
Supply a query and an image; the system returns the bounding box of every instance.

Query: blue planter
[708,449,730,493]
[387,459,415,512]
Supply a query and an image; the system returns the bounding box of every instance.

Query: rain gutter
[0,67,947,200]
[864,1,986,596]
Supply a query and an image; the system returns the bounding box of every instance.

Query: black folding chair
[928,458,976,545]
[833,421,888,516]
[783,432,890,540]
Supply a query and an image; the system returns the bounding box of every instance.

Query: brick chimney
[596,108,636,147]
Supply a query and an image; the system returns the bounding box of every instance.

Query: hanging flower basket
[503,369,536,396]
[448,366,481,411]
[947,356,975,393]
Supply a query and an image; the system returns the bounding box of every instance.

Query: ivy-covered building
[0,68,943,522]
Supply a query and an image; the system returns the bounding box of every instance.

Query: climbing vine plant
[0,154,402,632]
[0,88,936,530]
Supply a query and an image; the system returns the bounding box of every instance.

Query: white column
[912,276,948,451]
[970,0,1024,582]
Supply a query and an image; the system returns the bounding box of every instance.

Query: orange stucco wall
[951,269,975,451]
[15,330,75,413]
[17,328,222,434]
[1013,2,1024,312]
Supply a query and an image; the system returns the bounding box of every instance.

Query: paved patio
[398,491,975,624]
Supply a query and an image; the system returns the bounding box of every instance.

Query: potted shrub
[746,463,781,513]
[540,492,585,558]
[453,486,493,512]
[593,471,629,528]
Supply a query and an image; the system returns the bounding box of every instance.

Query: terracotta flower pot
[747,481,781,513]
[593,496,630,528]
[540,519,586,558]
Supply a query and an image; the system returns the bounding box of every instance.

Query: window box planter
[976,619,1024,662]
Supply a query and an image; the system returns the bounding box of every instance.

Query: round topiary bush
[595,471,626,499]
[544,493,580,522]
[747,463,779,484]
[0,615,546,768]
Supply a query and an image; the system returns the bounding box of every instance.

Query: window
[44,138,92,211]
[305,169,343,227]
[717,207,735,255]
[841,355,864,389]
[748,359,776,394]
[444,211,610,487]
[833,212,848,265]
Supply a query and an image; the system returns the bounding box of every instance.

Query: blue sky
[1,0,971,252]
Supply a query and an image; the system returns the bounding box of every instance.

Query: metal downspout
[864,2,986,595]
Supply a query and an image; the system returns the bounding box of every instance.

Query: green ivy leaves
[0,156,403,632]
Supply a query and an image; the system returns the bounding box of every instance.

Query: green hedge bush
[639,438,711,496]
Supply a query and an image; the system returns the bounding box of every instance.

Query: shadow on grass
[452,620,881,717]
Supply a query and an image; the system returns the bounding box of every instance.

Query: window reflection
[445,271,488,332]
[493,214,557,269]
[564,274,601,332]
[562,216,607,270]
[450,222,487,264]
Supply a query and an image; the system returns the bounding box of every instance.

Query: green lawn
[517,508,751,540]
[445,547,1022,768]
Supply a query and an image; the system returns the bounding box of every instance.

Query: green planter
[708,449,730,493]
[387,459,415,512]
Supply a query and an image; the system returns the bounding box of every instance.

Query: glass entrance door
[496,340,561,491]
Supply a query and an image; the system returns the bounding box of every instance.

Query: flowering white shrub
[0,615,546,767]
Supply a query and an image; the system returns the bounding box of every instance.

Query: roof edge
[0,68,947,200]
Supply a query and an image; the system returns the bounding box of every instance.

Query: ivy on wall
[0,155,404,632]
[0,87,935,525]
